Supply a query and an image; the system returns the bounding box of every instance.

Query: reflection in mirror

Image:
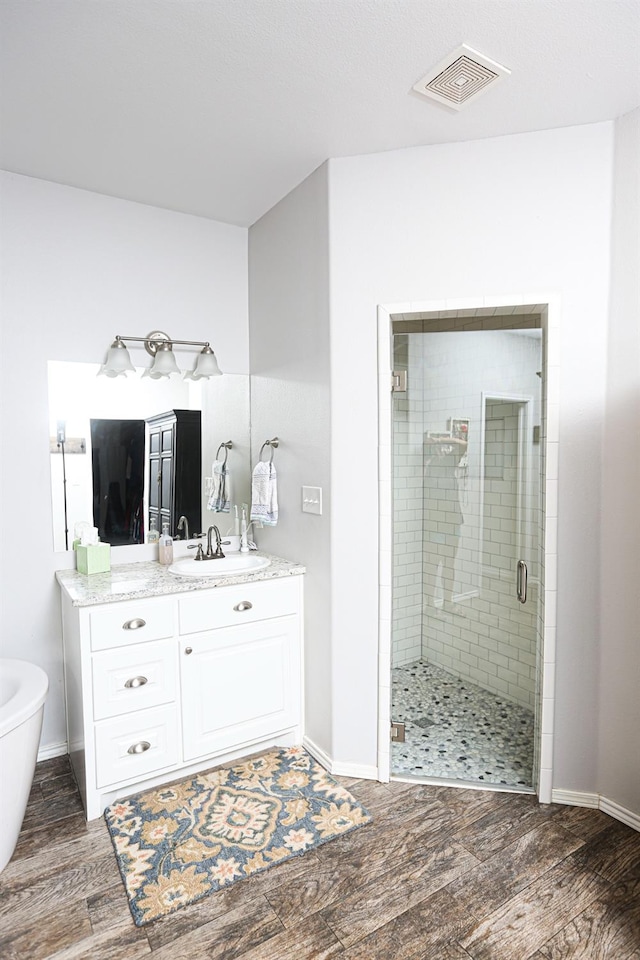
[48,362,251,552]
[90,417,146,545]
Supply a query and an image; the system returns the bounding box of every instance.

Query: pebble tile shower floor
[392,660,535,787]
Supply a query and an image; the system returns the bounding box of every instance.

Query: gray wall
[248,162,333,758]
[599,107,640,814]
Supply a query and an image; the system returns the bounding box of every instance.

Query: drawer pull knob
[185,646,193,655]
[234,601,253,612]
[124,675,148,689]
[127,740,151,755]
[123,618,146,631]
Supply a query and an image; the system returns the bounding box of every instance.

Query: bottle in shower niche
[147,517,159,544]
[158,523,173,565]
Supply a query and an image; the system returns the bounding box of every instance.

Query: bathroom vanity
[56,556,305,820]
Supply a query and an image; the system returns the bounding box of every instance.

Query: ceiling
[1,0,639,227]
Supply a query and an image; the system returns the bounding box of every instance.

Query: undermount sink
[168,554,271,579]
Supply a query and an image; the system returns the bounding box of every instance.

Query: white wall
[0,172,248,751]
[328,123,614,788]
[599,107,640,814]
[248,163,332,758]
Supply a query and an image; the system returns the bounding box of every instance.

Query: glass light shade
[147,342,180,378]
[98,339,136,377]
[184,345,222,379]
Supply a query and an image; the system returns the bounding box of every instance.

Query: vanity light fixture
[99,331,222,379]
[99,338,136,378]
[184,344,222,380]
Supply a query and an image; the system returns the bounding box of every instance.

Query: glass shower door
[391,327,542,790]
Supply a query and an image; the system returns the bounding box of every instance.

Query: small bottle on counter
[158,523,173,565]
[147,517,159,544]
[240,504,249,553]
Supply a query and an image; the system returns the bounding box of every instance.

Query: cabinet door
[159,454,173,529]
[180,616,299,762]
[148,426,162,530]
[147,420,174,533]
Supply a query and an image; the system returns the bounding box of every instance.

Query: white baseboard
[37,741,68,762]
[332,760,379,780]
[303,736,333,772]
[600,795,640,833]
[552,788,639,832]
[552,789,599,808]
[303,736,378,781]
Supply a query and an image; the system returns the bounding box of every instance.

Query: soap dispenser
[147,517,159,544]
[159,523,173,565]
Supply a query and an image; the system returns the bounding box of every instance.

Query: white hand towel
[207,460,231,513]
[250,461,278,526]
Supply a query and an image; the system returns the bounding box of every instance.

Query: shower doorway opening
[384,304,551,796]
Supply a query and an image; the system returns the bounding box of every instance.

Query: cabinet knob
[122,618,146,631]
[124,675,148,689]
[233,601,253,612]
[185,646,193,655]
[127,740,151,755]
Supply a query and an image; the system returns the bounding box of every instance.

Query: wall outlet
[302,486,322,515]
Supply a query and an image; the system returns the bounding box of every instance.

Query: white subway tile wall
[392,326,542,711]
[392,333,425,665]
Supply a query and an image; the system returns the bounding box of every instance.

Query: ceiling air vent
[413,44,510,111]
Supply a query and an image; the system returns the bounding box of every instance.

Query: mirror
[48,361,251,552]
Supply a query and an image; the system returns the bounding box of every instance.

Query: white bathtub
[0,659,49,872]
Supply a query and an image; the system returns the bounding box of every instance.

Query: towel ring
[216,441,232,466]
[259,437,279,464]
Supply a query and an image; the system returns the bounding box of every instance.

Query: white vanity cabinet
[59,568,303,820]
[179,579,301,761]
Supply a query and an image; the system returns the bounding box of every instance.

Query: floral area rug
[104,745,372,926]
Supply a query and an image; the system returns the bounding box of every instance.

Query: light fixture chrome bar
[114,335,212,349]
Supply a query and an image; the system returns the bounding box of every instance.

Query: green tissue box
[76,543,111,575]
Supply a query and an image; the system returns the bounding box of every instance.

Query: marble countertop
[56,553,305,606]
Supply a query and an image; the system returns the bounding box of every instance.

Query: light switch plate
[302,486,322,515]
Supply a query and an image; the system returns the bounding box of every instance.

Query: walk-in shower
[390,310,544,791]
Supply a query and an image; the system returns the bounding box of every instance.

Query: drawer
[89,598,175,651]
[95,704,179,788]
[178,576,300,635]
[92,640,177,721]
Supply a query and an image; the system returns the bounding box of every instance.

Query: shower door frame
[377,295,560,804]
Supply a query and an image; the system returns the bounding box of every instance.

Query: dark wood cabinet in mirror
[147,409,202,539]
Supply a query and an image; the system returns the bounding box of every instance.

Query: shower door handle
[517,560,528,604]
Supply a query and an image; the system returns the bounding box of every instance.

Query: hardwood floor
[1,756,639,959]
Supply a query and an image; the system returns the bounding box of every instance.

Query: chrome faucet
[177,515,190,540]
[206,525,225,559]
